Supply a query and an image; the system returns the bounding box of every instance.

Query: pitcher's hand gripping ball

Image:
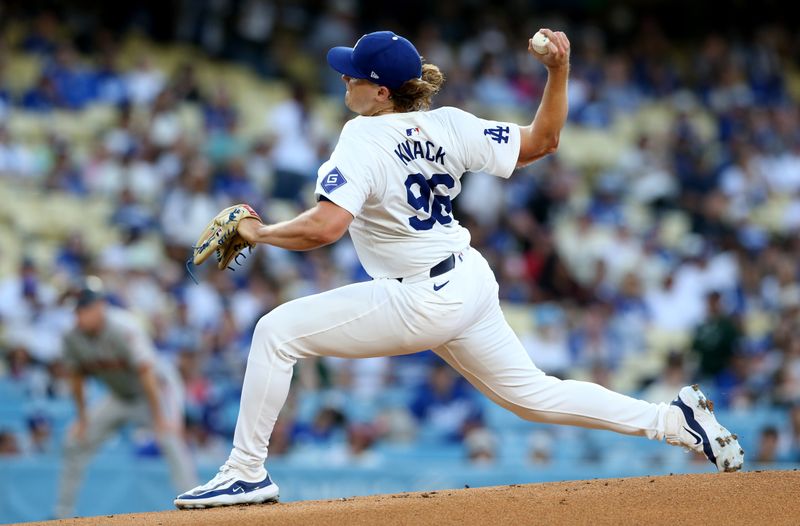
[192,204,262,270]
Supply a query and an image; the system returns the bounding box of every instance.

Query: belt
[395,254,456,283]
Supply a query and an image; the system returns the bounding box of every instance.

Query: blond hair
[390,63,445,112]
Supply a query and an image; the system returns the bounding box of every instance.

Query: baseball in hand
[531,31,550,54]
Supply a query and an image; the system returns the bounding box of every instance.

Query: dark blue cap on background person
[327,31,422,89]
[74,275,105,309]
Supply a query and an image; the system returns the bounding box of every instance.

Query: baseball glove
[192,204,262,270]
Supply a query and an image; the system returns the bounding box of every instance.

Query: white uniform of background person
[175,29,742,509]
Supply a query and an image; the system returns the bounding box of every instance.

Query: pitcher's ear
[377,85,392,100]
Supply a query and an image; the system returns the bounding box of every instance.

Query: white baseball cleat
[174,464,279,509]
[666,384,744,472]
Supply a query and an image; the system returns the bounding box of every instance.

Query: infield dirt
[27,470,800,526]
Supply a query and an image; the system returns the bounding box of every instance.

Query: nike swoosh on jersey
[433,281,450,291]
[683,425,702,445]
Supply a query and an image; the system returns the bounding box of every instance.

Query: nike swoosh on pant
[433,281,450,291]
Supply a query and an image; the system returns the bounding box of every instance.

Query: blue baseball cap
[327,31,422,90]
[73,276,106,309]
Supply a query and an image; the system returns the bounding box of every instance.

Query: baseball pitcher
[176,29,743,508]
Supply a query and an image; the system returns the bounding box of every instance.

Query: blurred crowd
[1,2,800,470]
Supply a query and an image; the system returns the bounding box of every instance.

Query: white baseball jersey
[314,107,521,279]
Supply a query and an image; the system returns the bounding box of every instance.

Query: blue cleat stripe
[672,398,717,465]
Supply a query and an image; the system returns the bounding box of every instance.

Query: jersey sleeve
[314,126,373,217]
[446,107,521,179]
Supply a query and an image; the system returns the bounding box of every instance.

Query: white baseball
[531,31,550,55]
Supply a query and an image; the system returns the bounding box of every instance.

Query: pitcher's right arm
[517,29,571,168]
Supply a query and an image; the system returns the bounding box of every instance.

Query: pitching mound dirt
[27,470,800,526]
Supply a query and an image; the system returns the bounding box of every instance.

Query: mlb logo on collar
[406,127,420,136]
[322,167,347,193]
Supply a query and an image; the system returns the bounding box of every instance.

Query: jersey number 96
[404,172,455,231]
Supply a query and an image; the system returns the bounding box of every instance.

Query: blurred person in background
[325,422,382,467]
[754,425,780,463]
[465,426,497,465]
[291,405,347,446]
[411,361,483,442]
[641,351,691,404]
[161,157,222,250]
[691,290,741,382]
[54,277,197,519]
[0,258,72,383]
[21,74,61,111]
[0,429,21,456]
[520,304,570,377]
[266,83,325,201]
[568,303,623,370]
[23,413,54,455]
[184,415,231,466]
[125,56,165,108]
[528,430,554,465]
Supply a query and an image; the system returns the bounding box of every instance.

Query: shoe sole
[682,384,744,473]
[175,484,280,509]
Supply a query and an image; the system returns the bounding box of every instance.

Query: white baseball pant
[228,247,670,476]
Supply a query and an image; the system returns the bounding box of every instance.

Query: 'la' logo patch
[321,167,347,193]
